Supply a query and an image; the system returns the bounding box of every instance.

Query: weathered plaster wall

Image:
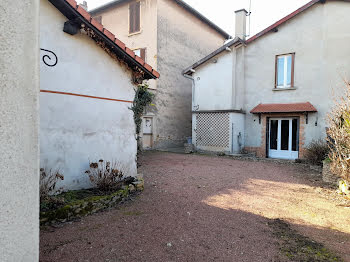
[0,0,40,261]
[244,1,350,149]
[92,0,158,90]
[91,0,227,149]
[189,1,350,157]
[230,113,245,153]
[40,0,137,190]
[156,0,227,148]
[192,52,233,111]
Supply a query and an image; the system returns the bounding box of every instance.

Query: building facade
[184,0,350,160]
[40,0,158,190]
[90,0,230,149]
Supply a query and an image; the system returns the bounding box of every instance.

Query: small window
[129,1,141,34]
[275,53,295,88]
[134,48,146,61]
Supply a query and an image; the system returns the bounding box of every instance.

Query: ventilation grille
[196,113,230,148]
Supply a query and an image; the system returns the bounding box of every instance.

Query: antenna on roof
[246,0,252,38]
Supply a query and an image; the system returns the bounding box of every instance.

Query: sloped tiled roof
[183,0,350,74]
[49,0,159,79]
[250,102,317,114]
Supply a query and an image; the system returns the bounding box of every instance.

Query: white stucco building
[40,0,159,190]
[184,0,350,160]
[89,0,230,150]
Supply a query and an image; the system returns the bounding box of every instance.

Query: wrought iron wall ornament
[40,48,58,67]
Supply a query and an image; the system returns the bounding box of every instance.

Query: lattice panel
[196,113,230,148]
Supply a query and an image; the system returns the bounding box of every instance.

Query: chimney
[79,1,88,11]
[235,9,248,40]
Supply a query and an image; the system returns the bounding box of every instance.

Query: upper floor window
[129,1,141,34]
[275,53,295,88]
[134,48,146,61]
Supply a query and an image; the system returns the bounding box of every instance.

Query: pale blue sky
[86,0,310,37]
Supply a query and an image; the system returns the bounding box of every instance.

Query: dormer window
[275,53,295,88]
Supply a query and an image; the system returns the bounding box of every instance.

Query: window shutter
[140,48,146,61]
[129,1,140,33]
[135,1,141,32]
[129,3,135,33]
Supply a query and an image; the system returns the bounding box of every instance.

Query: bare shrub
[85,160,124,192]
[327,81,350,181]
[40,168,64,201]
[304,139,329,166]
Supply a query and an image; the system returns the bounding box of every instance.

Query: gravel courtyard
[40,152,350,262]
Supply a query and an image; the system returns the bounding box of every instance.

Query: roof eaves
[90,0,232,39]
[250,102,318,114]
[182,37,244,75]
[246,0,320,44]
[51,0,159,79]
[89,0,126,14]
[172,0,231,39]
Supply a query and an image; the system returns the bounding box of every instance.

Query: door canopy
[250,102,317,114]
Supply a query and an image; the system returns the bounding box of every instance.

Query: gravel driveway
[40,152,350,262]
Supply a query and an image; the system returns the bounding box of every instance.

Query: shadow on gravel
[268,218,343,262]
[40,152,350,262]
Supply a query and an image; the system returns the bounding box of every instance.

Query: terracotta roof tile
[250,102,317,114]
[55,0,159,79]
[77,5,91,21]
[103,28,115,41]
[66,0,77,8]
[90,17,103,31]
[135,55,145,65]
[184,0,350,74]
[114,38,126,50]
[125,47,135,58]
[152,70,160,79]
[247,0,350,43]
[144,63,153,72]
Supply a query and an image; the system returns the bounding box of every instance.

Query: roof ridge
[183,0,350,74]
[246,0,320,43]
[89,0,231,39]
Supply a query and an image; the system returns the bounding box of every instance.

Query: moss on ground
[268,218,342,262]
[40,187,130,225]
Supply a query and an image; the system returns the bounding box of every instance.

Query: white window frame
[276,53,294,89]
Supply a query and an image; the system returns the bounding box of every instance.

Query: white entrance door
[269,118,299,160]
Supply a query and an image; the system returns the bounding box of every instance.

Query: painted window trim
[275,53,295,89]
[132,47,147,62]
[128,0,142,35]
